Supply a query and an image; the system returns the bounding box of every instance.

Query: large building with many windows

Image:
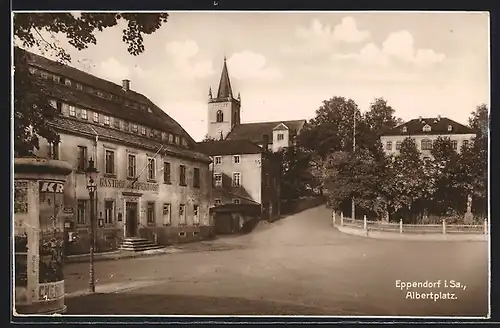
[380,116,476,159]
[22,48,213,254]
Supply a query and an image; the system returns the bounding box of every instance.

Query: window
[147,157,156,180]
[214,199,222,206]
[463,140,469,148]
[123,121,130,132]
[141,127,146,135]
[232,198,241,205]
[77,200,87,225]
[193,205,200,225]
[421,139,433,151]
[29,66,36,74]
[104,115,110,126]
[93,112,99,123]
[193,168,200,188]
[64,78,72,86]
[179,204,186,225]
[68,105,76,117]
[163,203,171,225]
[452,140,458,150]
[41,71,49,79]
[385,141,392,151]
[127,154,136,178]
[61,103,69,113]
[53,75,60,83]
[157,162,168,185]
[104,201,114,224]
[214,173,222,188]
[105,150,115,175]
[147,202,155,224]
[179,165,186,186]
[147,107,152,113]
[233,155,240,164]
[81,109,88,120]
[232,172,241,187]
[402,126,407,133]
[396,141,402,151]
[423,124,431,132]
[448,125,453,132]
[114,118,121,129]
[277,133,284,141]
[216,110,224,122]
[168,134,173,143]
[97,90,104,97]
[49,99,57,109]
[214,156,222,165]
[56,102,62,113]
[48,142,59,160]
[132,124,138,133]
[76,83,83,90]
[77,146,88,172]
[174,135,180,144]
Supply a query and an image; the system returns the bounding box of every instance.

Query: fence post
[399,219,403,234]
[442,219,446,235]
[484,219,488,235]
[363,215,367,231]
[332,210,336,226]
[340,212,344,226]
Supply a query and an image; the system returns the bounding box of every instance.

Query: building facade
[23,49,213,254]
[380,116,476,159]
[195,139,281,220]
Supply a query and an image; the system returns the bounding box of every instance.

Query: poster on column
[14,181,29,303]
[38,181,65,286]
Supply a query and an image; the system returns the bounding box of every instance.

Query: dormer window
[76,83,83,90]
[64,78,72,86]
[447,125,453,132]
[141,127,146,135]
[423,124,431,132]
[53,75,60,83]
[402,126,407,133]
[147,107,152,113]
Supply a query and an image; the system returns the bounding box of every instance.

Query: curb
[336,225,488,242]
[65,247,184,264]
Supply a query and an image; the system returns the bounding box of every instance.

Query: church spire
[216,56,233,99]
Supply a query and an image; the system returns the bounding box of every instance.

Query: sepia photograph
[12,11,490,320]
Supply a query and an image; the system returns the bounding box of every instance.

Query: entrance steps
[118,237,164,252]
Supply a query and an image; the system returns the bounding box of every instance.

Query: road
[64,205,489,317]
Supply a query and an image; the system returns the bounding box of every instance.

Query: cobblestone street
[64,206,489,317]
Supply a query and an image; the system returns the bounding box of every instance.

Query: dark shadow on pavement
[65,293,330,315]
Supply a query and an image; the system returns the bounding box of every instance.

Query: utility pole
[352,110,356,221]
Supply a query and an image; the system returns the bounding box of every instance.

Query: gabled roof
[226,119,307,144]
[50,117,211,163]
[381,117,475,136]
[20,48,196,147]
[216,57,233,99]
[273,122,289,131]
[211,188,260,205]
[195,139,263,156]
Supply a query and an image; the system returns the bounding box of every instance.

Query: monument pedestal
[14,158,72,315]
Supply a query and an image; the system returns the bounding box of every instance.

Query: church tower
[207,57,241,140]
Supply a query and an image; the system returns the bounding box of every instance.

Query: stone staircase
[119,237,164,252]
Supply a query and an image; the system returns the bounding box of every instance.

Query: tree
[277,145,316,201]
[429,137,462,215]
[383,137,435,222]
[299,96,361,158]
[468,103,489,138]
[364,97,400,137]
[201,135,217,142]
[14,13,170,156]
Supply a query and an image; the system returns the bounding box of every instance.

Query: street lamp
[85,157,98,293]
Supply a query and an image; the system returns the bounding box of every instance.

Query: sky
[16,12,490,141]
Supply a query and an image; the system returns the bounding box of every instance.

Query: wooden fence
[332,212,488,235]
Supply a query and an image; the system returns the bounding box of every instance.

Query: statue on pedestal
[464,194,474,224]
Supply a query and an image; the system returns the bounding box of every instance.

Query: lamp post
[85,157,98,293]
[352,110,356,221]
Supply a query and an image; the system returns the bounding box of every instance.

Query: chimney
[262,134,269,151]
[418,116,422,122]
[437,115,441,121]
[122,79,130,92]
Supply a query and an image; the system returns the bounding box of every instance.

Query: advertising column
[14,158,72,315]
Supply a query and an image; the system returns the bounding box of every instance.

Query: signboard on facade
[99,177,159,192]
[39,181,64,193]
